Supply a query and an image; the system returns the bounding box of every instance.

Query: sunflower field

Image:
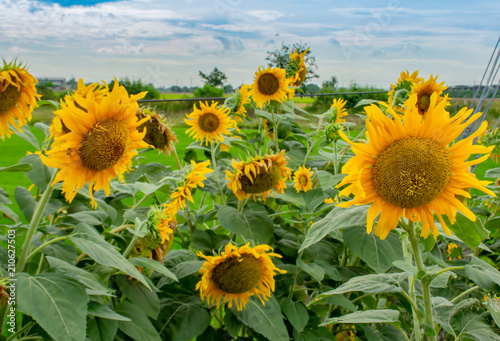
[1,50,500,341]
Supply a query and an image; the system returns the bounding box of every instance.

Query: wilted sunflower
[50,79,109,140]
[40,80,149,207]
[248,66,292,107]
[137,107,178,154]
[0,59,40,138]
[232,84,251,123]
[293,166,313,193]
[336,93,496,239]
[286,48,309,89]
[326,98,349,124]
[196,243,286,311]
[225,150,292,201]
[387,70,422,109]
[185,101,234,145]
[411,74,448,116]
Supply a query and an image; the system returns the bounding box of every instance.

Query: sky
[1,0,500,89]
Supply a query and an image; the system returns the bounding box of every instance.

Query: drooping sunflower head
[387,70,422,109]
[337,93,496,240]
[196,243,286,311]
[0,59,40,138]
[137,107,178,154]
[286,48,309,88]
[231,84,251,123]
[293,166,314,193]
[411,74,448,116]
[325,98,348,124]
[225,150,292,201]
[248,66,292,107]
[185,101,234,145]
[39,80,149,207]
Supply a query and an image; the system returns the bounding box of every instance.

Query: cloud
[245,10,284,22]
[214,35,244,52]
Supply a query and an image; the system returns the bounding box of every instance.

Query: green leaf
[318,293,357,312]
[0,163,32,172]
[218,205,274,244]
[316,171,345,190]
[115,301,162,341]
[87,302,132,321]
[343,227,404,273]
[0,203,20,223]
[232,295,288,341]
[87,317,118,341]
[129,257,177,281]
[20,153,53,191]
[297,259,325,282]
[116,275,159,319]
[70,223,150,289]
[430,271,456,288]
[170,260,205,280]
[443,213,489,249]
[485,167,500,178]
[303,187,329,212]
[16,124,41,151]
[487,296,500,329]
[69,211,109,226]
[17,273,88,341]
[300,205,369,251]
[46,256,111,293]
[364,325,408,341]
[160,298,211,341]
[279,297,309,332]
[312,274,402,304]
[465,256,500,290]
[15,186,36,221]
[320,309,400,326]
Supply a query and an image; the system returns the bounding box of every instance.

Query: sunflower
[196,243,286,311]
[232,84,251,123]
[387,70,422,109]
[185,101,234,145]
[50,79,109,140]
[287,48,309,88]
[137,107,178,155]
[411,74,448,116]
[248,66,292,107]
[336,93,496,239]
[0,59,40,138]
[39,80,149,207]
[293,166,313,193]
[326,98,349,124]
[225,150,292,201]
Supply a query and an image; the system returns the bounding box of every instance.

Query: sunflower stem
[26,236,70,263]
[271,110,279,154]
[210,143,226,205]
[17,170,57,272]
[171,140,182,170]
[450,285,480,304]
[404,221,437,341]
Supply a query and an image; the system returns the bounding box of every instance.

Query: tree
[322,76,339,89]
[199,67,227,88]
[266,42,319,84]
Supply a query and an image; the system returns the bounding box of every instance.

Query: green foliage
[199,67,227,88]
[193,83,224,98]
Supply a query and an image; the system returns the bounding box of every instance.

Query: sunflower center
[258,73,280,96]
[211,254,263,294]
[0,84,21,114]
[299,175,308,186]
[372,136,452,208]
[198,113,220,132]
[139,116,168,149]
[240,163,281,194]
[417,93,432,115]
[80,119,130,171]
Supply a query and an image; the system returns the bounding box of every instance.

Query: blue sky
[1,0,499,88]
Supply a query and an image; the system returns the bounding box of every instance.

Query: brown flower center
[258,73,280,96]
[139,115,168,149]
[211,254,263,294]
[372,136,452,208]
[0,83,21,114]
[299,174,309,186]
[417,93,431,116]
[198,112,220,132]
[240,163,281,194]
[80,119,130,171]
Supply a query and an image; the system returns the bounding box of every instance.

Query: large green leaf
[465,256,500,290]
[343,227,404,273]
[311,274,402,304]
[69,211,109,226]
[15,186,36,221]
[320,309,400,326]
[316,171,345,190]
[443,213,489,250]
[69,223,150,289]
[16,124,41,151]
[129,256,177,281]
[87,302,131,321]
[300,205,369,251]
[485,167,500,178]
[115,301,162,341]
[46,256,111,293]
[218,205,274,244]
[17,272,88,341]
[280,297,309,332]
[0,163,32,172]
[116,276,159,319]
[232,295,288,341]
[20,153,53,191]
[87,317,118,341]
[487,296,500,329]
[297,258,325,282]
[364,325,408,341]
[159,298,211,341]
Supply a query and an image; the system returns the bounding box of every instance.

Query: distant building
[37,77,67,90]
